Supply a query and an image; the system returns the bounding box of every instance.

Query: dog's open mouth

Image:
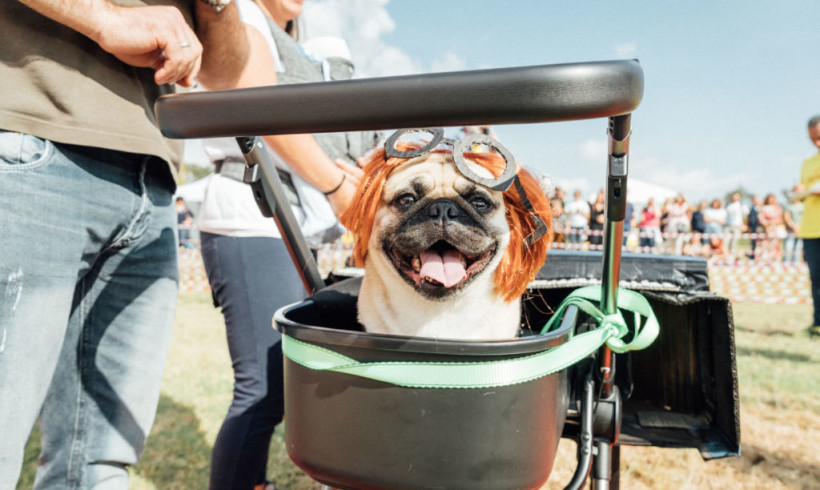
[389,240,495,293]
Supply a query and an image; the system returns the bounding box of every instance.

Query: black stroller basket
[156,60,739,490]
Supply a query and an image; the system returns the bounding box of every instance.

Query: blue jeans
[568,226,585,245]
[803,238,820,327]
[200,232,308,489]
[783,234,803,263]
[0,132,179,489]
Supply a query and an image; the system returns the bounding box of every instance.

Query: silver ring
[180,41,192,48]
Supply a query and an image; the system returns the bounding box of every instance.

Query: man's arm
[17,0,203,86]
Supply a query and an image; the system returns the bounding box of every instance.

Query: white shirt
[725,201,748,228]
[565,199,591,228]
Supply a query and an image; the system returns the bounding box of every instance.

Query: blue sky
[301,0,820,203]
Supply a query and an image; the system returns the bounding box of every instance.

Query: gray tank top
[267,19,381,163]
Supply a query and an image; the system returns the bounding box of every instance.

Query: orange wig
[340,146,552,302]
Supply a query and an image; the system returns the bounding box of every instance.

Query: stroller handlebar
[155,59,643,139]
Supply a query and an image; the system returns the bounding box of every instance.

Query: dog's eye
[469,196,492,212]
[394,193,417,208]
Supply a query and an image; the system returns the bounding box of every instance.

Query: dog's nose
[426,199,462,223]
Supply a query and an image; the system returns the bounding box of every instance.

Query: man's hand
[93,3,203,86]
[18,0,203,86]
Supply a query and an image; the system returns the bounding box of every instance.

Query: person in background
[798,115,820,337]
[588,189,606,247]
[665,193,691,255]
[622,196,635,247]
[461,125,498,139]
[703,198,727,242]
[784,184,805,264]
[724,192,748,258]
[665,193,692,235]
[196,1,380,488]
[551,198,566,244]
[690,200,707,243]
[638,197,661,251]
[564,189,590,248]
[554,186,566,207]
[747,194,763,259]
[682,232,704,257]
[176,196,195,248]
[659,197,672,236]
[757,193,784,262]
[704,234,727,260]
[0,0,248,487]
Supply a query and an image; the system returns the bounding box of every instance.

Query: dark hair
[285,19,300,40]
[809,115,820,129]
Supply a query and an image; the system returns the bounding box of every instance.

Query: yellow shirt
[799,153,820,238]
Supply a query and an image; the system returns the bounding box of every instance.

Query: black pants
[803,238,820,327]
[200,232,309,489]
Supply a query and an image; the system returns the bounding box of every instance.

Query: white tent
[625,177,677,208]
[175,175,210,206]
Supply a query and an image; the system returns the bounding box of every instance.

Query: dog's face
[371,152,509,300]
[340,134,552,339]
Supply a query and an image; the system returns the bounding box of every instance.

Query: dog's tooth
[412,256,421,272]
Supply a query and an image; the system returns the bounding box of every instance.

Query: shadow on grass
[735,345,811,363]
[732,444,820,488]
[16,395,210,490]
[734,325,800,338]
[131,393,213,489]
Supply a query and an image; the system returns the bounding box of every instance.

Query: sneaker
[806,325,820,338]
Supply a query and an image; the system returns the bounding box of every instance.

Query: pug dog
[340,129,551,341]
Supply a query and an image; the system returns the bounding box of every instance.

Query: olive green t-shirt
[0,0,193,181]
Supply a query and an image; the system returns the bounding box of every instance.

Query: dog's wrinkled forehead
[384,128,516,191]
[384,152,498,199]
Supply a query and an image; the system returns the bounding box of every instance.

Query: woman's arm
[220,23,361,217]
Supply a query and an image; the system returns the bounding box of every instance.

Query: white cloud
[636,156,743,202]
[578,138,607,163]
[615,42,637,58]
[302,0,465,77]
[556,177,592,198]
[430,51,466,73]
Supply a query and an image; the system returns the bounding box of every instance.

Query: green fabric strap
[282,286,658,389]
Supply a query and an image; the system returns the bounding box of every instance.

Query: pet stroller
[156,60,739,489]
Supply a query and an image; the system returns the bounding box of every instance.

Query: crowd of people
[548,186,805,263]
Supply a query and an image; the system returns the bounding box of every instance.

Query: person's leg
[802,238,820,330]
[638,228,649,250]
[201,233,307,490]
[784,234,795,263]
[568,227,579,246]
[795,237,804,264]
[33,151,178,489]
[0,133,94,488]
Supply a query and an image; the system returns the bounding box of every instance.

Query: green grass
[17,293,820,489]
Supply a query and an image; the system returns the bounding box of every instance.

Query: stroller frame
[156,60,684,489]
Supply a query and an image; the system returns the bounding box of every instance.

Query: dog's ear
[339,148,386,268]
[341,142,437,267]
[456,151,552,301]
[496,166,553,301]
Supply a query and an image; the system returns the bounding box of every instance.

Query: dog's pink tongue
[419,249,466,287]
